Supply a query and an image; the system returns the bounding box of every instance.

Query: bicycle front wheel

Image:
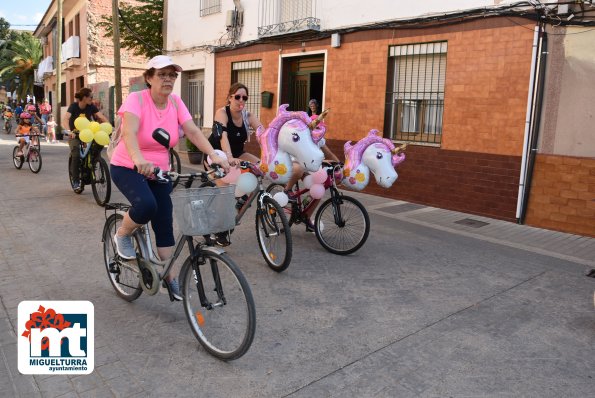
[256,196,292,272]
[12,146,23,169]
[102,213,143,301]
[27,147,42,173]
[68,155,83,194]
[314,195,370,255]
[180,250,256,360]
[92,157,111,206]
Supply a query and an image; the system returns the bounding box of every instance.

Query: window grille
[200,0,221,17]
[231,60,262,121]
[385,41,447,144]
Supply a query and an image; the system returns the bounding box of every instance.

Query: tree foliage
[0,21,42,102]
[99,0,164,58]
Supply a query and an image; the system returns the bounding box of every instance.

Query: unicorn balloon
[257,104,326,184]
[342,129,406,190]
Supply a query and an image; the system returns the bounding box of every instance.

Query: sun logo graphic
[18,301,94,375]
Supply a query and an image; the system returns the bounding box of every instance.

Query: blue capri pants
[110,165,175,247]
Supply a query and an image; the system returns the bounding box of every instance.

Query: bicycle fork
[190,247,227,310]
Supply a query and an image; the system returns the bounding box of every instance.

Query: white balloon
[207,149,227,165]
[303,175,314,189]
[237,172,258,193]
[272,192,289,207]
[234,185,245,197]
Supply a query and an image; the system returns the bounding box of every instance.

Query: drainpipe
[518,24,548,224]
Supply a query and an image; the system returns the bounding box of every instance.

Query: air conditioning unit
[226,10,236,28]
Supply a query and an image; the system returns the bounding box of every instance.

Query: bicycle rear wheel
[314,195,370,255]
[102,213,143,301]
[256,195,292,272]
[27,147,42,173]
[169,148,181,188]
[180,250,256,360]
[12,146,23,169]
[92,157,111,206]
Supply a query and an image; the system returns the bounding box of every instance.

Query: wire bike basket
[171,185,236,236]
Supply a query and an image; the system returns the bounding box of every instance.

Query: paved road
[0,138,594,397]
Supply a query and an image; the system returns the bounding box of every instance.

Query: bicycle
[267,162,370,255]
[215,160,292,272]
[68,132,111,206]
[3,114,12,134]
[102,168,256,360]
[13,133,42,173]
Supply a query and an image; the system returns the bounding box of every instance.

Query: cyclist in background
[62,88,108,193]
[15,112,40,156]
[3,106,13,132]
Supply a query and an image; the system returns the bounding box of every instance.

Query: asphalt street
[0,136,594,397]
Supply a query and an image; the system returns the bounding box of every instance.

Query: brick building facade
[216,17,536,224]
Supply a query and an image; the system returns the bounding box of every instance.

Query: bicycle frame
[235,163,274,224]
[107,206,227,297]
[290,163,344,222]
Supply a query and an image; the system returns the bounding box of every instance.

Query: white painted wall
[166,0,519,127]
[167,0,518,49]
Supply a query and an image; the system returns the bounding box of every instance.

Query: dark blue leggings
[110,165,175,247]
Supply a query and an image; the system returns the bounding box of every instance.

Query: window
[76,76,84,91]
[200,0,221,16]
[60,82,66,106]
[231,60,262,121]
[384,41,447,144]
[74,13,80,37]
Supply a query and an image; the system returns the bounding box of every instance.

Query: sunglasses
[156,72,179,80]
[234,95,248,101]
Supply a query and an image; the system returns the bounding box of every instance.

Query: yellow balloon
[79,128,94,143]
[74,117,90,131]
[89,121,101,133]
[100,122,113,135]
[94,130,110,146]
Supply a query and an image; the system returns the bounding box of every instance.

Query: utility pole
[112,0,122,111]
[56,0,63,135]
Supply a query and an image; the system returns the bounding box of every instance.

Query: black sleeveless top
[209,105,248,159]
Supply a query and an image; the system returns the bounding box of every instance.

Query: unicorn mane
[257,104,326,164]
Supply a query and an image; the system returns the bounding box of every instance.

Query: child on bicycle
[15,113,39,156]
[3,107,13,131]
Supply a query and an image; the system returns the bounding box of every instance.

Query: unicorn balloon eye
[292,133,300,142]
[376,152,383,160]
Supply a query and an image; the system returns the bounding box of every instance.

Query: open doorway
[281,54,325,113]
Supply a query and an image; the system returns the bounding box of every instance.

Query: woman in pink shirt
[110,55,229,300]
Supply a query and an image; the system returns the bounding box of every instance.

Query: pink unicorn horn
[391,143,407,154]
[307,108,330,130]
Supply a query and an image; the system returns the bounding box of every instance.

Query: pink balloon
[309,183,325,199]
[312,168,327,184]
[221,166,241,184]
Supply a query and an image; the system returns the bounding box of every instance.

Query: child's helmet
[20,112,31,119]
[5,106,11,111]
[26,105,36,112]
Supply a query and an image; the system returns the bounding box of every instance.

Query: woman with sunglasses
[205,83,263,246]
[209,82,262,167]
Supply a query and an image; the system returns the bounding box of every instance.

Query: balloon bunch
[206,150,258,197]
[302,168,327,199]
[74,116,113,146]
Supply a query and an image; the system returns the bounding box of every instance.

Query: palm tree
[0,32,42,102]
